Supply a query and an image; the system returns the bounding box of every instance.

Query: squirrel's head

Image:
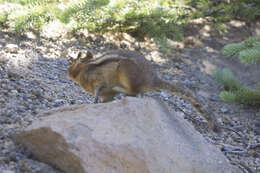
[68,50,93,66]
[67,50,93,80]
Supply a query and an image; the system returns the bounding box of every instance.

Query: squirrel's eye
[68,56,76,64]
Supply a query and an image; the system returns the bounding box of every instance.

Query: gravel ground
[0,26,259,173]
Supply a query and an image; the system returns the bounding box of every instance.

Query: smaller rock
[209,95,219,101]
[183,36,203,48]
[53,99,65,107]
[220,106,229,113]
[160,91,169,99]
[10,90,18,96]
[230,120,237,127]
[5,44,19,53]
[183,102,193,110]
[7,70,21,79]
[163,74,172,80]
[183,79,192,86]
[32,89,42,98]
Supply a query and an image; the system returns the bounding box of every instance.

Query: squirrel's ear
[77,51,93,59]
[78,50,93,63]
[77,51,83,59]
[86,50,93,59]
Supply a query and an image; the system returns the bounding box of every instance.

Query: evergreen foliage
[222,43,247,57]
[1,0,259,33]
[10,6,53,31]
[222,37,260,65]
[190,0,260,22]
[0,0,259,51]
[0,0,191,52]
[213,68,260,106]
[239,48,260,65]
[0,0,60,31]
[220,88,260,106]
[217,37,260,106]
[213,68,241,91]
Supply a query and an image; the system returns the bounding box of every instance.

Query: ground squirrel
[67,49,219,132]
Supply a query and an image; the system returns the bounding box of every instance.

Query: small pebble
[160,91,169,99]
[220,106,229,113]
[5,44,19,53]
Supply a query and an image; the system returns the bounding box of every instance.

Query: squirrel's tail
[154,79,220,132]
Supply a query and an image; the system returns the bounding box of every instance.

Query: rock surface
[16,97,240,173]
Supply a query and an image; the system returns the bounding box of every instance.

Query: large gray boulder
[16,97,240,173]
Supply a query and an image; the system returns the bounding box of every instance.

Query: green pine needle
[214,68,260,106]
[213,68,241,91]
[222,43,247,56]
[239,48,260,65]
[219,91,237,103]
[245,37,260,47]
[222,36,260,65]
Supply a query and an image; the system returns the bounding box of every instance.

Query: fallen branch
[238,162,254,173]
[230,161,253,173]
[221,144,247,155]
[220,126,248,147]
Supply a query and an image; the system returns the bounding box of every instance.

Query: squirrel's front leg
[94,84,106,103]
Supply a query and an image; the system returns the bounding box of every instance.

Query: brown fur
[67,50,219,132]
